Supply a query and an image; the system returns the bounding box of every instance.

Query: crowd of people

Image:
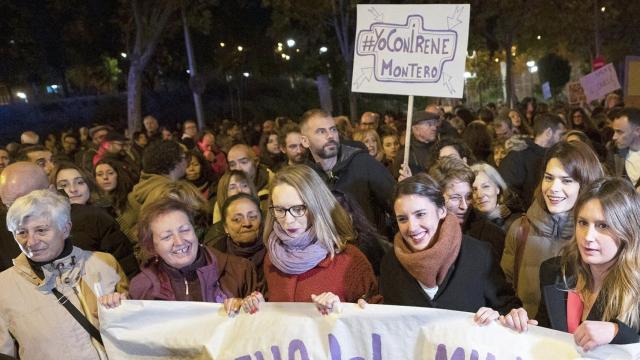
[1,92,639,359]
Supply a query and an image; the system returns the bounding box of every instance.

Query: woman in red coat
[243,164,379,314]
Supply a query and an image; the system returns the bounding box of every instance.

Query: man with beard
[278,123,306,167]
[300,109,394,230]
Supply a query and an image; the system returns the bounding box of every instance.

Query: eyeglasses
[446,194,472,207]
[270,204,307,219]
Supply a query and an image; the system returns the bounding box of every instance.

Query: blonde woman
[353,129,384,162]
[242,164,379,314]
[500,177,640,350]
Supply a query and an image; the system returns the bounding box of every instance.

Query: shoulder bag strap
[51,288,103,345]
[513,215,530,291]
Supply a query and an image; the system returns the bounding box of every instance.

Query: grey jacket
[500,199,573,317]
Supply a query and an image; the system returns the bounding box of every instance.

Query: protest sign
[350,4,470,166]
[351,4,470,98]
[579,63,621,103]
[100,301,638,359]
[542,81,552,100]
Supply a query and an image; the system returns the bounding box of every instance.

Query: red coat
[264,244,380,303]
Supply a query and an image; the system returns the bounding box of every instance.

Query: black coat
[380,235,521,314]
[498,139,546,209]
[536,257,640,345]
[464,212,506,261]
[309,145,395,231]
[69,204,139,278]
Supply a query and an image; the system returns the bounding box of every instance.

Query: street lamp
[286,39,295,48]
[16,92,27,103]
[243,72,250,78]
[526,60,536,67]
[237,46,244,52]
[319,46,328,54]
[120,52,127,59]
[220,42,225,47]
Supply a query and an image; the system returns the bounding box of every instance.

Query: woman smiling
[380,174,521,321]
[499,178,640,350]
[501,141,604,317]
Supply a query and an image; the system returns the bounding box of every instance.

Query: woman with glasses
[242,164,379,315]
[429,156,506,259]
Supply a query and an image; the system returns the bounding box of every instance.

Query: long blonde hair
[561,177,640,330]
[263,164,354,257]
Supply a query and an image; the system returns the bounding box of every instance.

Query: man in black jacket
[300,109,395,230]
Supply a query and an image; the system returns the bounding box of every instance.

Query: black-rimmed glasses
[270,205,307,219]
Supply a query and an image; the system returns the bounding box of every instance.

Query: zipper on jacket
[184,278,189,296]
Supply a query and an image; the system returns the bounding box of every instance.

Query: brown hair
[534,140,604,209]
[428,156,474,189]
[137,198,195,258]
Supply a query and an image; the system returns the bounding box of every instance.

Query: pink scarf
[267,223,328,275]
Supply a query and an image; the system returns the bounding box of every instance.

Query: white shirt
[417,281,439,300]
[626,149,640,185]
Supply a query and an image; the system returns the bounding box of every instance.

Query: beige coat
[0,246,128,360]
[500,199,574,317]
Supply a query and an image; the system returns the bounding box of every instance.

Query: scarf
[226,236,266,270]
[267,223,328,275]
[27,237,74,280]
[394,214,462,288]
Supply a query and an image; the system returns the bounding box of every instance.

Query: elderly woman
[380,174,521,321]
[0,189,128,360]
[428,156,506,259]
[499,178,640,350]
[100,198,257,314]
[219,193,267,293]
[470,162,523,233]
[242,164,379,314]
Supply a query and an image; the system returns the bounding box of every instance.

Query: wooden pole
[403,95,414,165]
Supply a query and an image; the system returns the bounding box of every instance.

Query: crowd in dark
[1,91,639,359]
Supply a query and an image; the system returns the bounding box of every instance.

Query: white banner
[579,63,622,103]
[99,301,638,359]
[351,4,470,98]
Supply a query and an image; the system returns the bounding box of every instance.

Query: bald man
[226,143,274,210]
[0,162,50,270]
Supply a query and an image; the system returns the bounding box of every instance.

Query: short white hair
[6,189,71,235]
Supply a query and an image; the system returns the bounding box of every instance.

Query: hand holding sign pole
[351,4,470,165]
